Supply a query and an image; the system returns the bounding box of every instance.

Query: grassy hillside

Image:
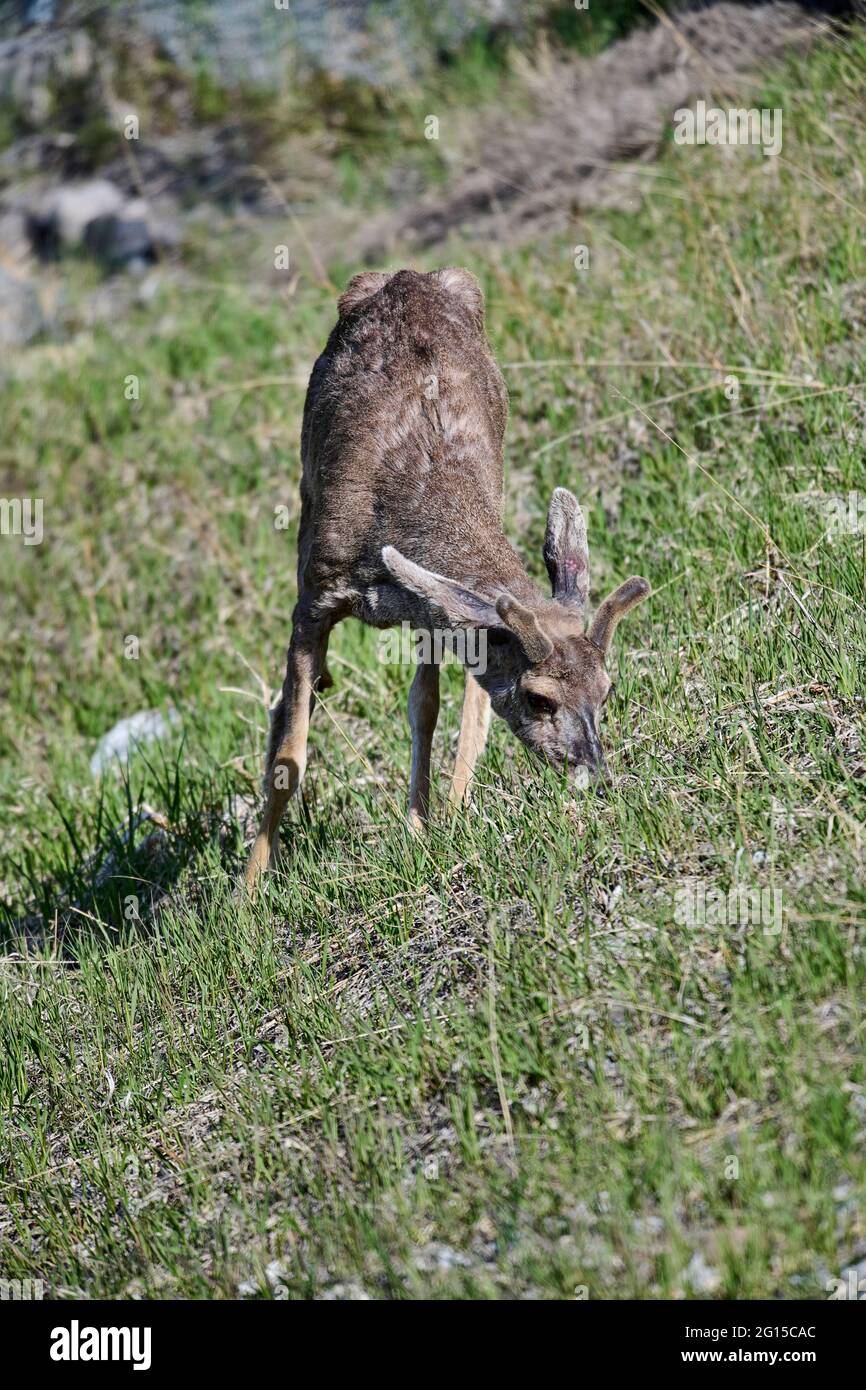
[0,29,864,1297]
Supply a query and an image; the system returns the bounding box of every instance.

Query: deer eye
[526,691,558,717]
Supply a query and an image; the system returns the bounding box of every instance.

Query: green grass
[0,29,864,1298]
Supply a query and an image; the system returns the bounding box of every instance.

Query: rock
[0,265,44,346]
[412,1242,473,1272]
[319,1282,371,1300]
[83,209,155,271]
[26,183,175,270]
[90,708,179,778]
[29,178,125,255]
[684,1250,721,1295]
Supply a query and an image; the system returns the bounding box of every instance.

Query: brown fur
[245,267,649,892]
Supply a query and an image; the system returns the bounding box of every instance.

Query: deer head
[382,488,649,785]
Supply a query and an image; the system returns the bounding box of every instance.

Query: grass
[0,25,864,1298]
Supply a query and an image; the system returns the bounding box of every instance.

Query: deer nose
[567,712,607,789]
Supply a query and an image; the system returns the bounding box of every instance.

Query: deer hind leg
[245,620,330,894]
[407,657,440,834]
[449,672,491,809]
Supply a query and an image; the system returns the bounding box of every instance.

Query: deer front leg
[449,671,491,809]
[407,657,440,833]
[245,622,328,894]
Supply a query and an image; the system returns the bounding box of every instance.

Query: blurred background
[0,0,855,335]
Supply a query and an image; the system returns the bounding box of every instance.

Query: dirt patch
[363,2,828,255]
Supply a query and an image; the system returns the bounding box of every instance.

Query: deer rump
[297,267,513,630]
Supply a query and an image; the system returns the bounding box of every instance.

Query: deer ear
[382,548,553,665]
[588,577,650,657]
[382,547,500,628]
[544,488,589,610]
[432,267,485,329]
[338,271,390,317]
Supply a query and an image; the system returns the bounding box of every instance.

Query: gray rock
[90,708,179,778]
[684,1250,721,1295]
[83,210,155,270]
[30,178,125,255]
[318,1282,372,1300]
[27,183,175,269]
[0,265,44,346]
[412,1242,473,1272]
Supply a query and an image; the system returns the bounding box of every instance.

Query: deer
[245,267,650,892]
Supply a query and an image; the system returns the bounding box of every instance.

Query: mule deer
[245,268,649,891]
